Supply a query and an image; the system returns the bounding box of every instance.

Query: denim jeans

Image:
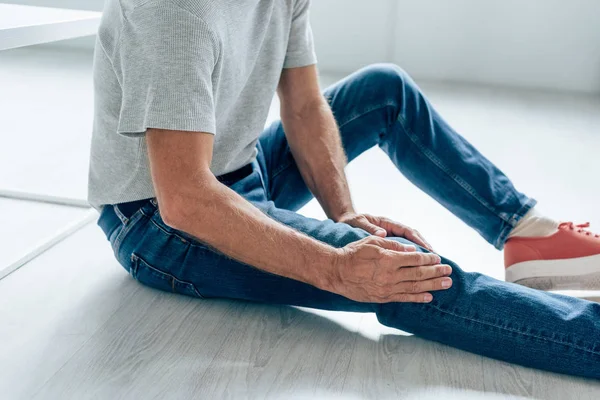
[98,64,600,379]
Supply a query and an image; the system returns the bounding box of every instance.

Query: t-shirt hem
[283,53,318,69]
[117,113,217,136]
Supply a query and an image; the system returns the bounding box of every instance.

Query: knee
[360,63,416,97]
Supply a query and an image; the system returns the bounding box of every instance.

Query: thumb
[360,221,387,237]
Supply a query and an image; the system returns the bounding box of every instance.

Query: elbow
[158,197,188,232]
[157,189,198,231]
[156,175,220,233]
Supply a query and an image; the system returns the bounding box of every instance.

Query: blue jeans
[98,64,600,379]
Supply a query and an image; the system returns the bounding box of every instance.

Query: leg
[259,63,536,249]
[98,195,600,380]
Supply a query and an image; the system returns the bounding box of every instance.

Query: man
[89,0,600,379]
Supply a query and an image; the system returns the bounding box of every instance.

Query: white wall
[7,0,600,93]
[311,0,600,93]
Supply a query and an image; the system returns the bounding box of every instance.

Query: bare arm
[146,130,337,290]
[145,120,450,304]
[277,65,354,221]
[277,66,434,251]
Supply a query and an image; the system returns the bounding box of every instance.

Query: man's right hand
[330,236,453,304]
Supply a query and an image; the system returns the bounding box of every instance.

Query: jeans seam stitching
[132,253,204,298]
[429,303,600,357]
[396,114,510,224]
[271,157,293,180]
[494,198,537,249]
[113,210,144,255]
[113,205,128,225]
[337,101,397,131]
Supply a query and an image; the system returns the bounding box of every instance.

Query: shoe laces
[559,222,600,239]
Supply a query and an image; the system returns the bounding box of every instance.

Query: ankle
[507,208,559,239]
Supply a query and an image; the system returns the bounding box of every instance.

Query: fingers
[355,218,387,237]
[381,293,434,304]
[398,264,452,281]
[364,236,416,252]
[406,231,434,252]
[396,277,453,294]
[357,215,434,251]
[382,251,441,268]
[395,227,432,252]
[403,232,430,250]
[373,217,434,252]
[373,275,453,304]
[370,226,387,237]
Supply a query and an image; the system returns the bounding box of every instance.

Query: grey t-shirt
[88,0,317,209]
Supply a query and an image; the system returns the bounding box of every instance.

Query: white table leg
[0,209,97,280]
[0,189,90,208]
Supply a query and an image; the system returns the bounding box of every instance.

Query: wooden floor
[1,45,600,399]
[0,225,598,400]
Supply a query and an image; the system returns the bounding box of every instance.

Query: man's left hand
[337,213,435,252]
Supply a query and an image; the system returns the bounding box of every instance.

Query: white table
[0,4,101,279]
[0,3,101,51]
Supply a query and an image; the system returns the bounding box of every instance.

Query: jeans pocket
[112,207,146,258]
[130,253,204,299]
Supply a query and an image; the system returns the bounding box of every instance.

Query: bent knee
[361,63,413,89]
[353,63,420,109]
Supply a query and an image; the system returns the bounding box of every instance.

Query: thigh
[117,198,417,312]
[259,64,402,212]
[105,202,600,379]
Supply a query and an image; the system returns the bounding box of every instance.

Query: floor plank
[1,226,599,399]
[0,197,89,274]
[195,307,362,399]
[0,224,137,400]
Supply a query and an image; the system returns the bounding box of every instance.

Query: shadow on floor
[32,274,600,400]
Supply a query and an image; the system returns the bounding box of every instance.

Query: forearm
[160,176,339,290]
[281,97,354,221]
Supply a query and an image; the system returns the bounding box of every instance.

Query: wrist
[331,209,356,223]
[310,247,343,292]
[299,243,342,292]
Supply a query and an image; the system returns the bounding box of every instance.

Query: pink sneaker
[504,222,600,290]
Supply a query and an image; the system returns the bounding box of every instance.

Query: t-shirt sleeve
[283,0,317,69]
[115,3,219,136]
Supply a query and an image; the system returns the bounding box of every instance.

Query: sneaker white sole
[506,254,600,291]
